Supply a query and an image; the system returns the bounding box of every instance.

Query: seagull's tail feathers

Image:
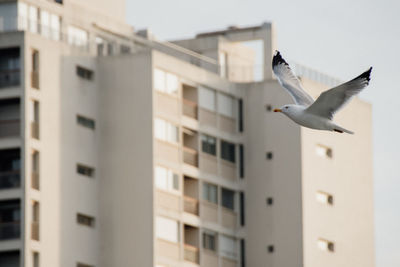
[333,125,354,134]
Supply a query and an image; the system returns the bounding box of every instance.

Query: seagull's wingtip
[272,50,288,68]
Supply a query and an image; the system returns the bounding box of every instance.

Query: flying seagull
[272,51,372,134]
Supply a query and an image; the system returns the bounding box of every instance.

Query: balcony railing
[183,196,199,215]
[31,171,39,190]
[0,119,20,138]
[31,121,39,139]
[31,221,39,241]
[182,99,198,119]
[183,147,198,167]
[0,221,20,240]
[0,69,20,88]
[31,71,39,89]
[0,170,20,189]
[184,244,199,264]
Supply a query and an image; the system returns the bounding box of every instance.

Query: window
[76,66,94,80]
[267,245,274,253]
[266,152,273,160]
[155,166,179,192]
[154,69,178,95]
[239,192,245,226]
[239,145,244,178]
[32,150,40,190]
[203,230,217,251]
[315,144,333,158]
[221,188,235,210]
[18,3,28,30]
[31,49,39,89]
[240,239,245,267]
[238,99,243,132]
[317,238,334,252]
[201,134,216,156]
[199,86,216,111]
[30,100,40,139]
[54,0,63,4]
[316,191,334,205]
[218,93,235,118]
[156,216,179,243]
[50,14,61,40]
[203,182,217,204]
[32,201,39,241]
[221,140,235,163]
[266,197,273,206]
[67,26,88,47]
[29,6,38,33]
[33,251,39,267]
[219,235,236,259]
[77,164,94,178]
[77,213,95,227]
[77,263,94,267]
[77,115,95,129]
[154,118,179,143]
[40,10,50,38]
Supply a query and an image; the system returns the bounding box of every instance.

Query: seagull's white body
[272,51,372,134]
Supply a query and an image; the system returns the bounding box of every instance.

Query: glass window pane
[167,124,179,143]
[222,188,235,210]
[199,86,216,111]
[155,166,168,190]
[201,134,216,156]
[221,141,235,163]
[166,73,178,94]
[219,235,236,259]
[154,119,166,141]
[154,69,165,92]
[172,173,179,190]
[218,93,234,118]
[156,216,179,243]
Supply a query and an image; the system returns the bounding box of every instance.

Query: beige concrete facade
[0,1,373,267]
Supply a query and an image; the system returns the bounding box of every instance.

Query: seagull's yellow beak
[273,109,282,112]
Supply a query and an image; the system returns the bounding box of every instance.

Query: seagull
[272,51,372,134]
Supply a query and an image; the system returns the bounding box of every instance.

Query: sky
[126,0,399,266]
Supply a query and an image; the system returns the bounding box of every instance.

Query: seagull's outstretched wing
[272,51,314,106]
[306,67,372,120]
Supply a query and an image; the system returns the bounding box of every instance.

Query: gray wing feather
[306,67,372,119]
[272,51,314,106]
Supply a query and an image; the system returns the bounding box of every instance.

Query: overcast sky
[126,0,399,266]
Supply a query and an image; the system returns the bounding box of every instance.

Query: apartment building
[0,1,374,267]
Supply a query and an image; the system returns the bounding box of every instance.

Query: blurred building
[0,1,374,267]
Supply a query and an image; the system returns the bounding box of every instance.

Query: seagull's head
[274,105,296,115]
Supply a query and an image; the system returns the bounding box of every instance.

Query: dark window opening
[77,164,95,177]
[0,47,20,88]
[201,134,216,156]
[266,152,273,160]
[221,188,235,210]
[239,145,244,178]
[221,140,235,163]
[238,99,243,132]
[77,115,95,129]
[267,245,274,253]
[76,66,94,80]
[77,213,95,227]
[266,197,273,206]
[240,239,245,267]
[203,232,216,251]
[240,192,245,226]
[265,104,272,112]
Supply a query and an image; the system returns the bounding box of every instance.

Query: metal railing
[182,99,198,119]
[183,147,198,167]
[0,170,20,189]
[0,119,20,138]
[184,244,199,264]
[291,62,342,87]
[0,69,20,88]
[0,221,20,240]
[183,196,199,215]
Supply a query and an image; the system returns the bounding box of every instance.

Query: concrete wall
[300,78,374,267]
[243,80,303,267]
[98,51,154,267]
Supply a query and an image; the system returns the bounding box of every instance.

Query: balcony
[0,250,19,266]
[183,128,198,167]
[0,199,20,240]
[31,222,39,241]
[31,171,39,190]
[31,70,39,89]
[0,99,20,138]
[31,121,39,139]
[183,176,199,216]
[0,149,20,190]
[0,48,20,89]
[184,225,200,264]
[182,83,198,120]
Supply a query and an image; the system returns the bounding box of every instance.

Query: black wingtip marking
[352,67,373,83]
[272,50,289,68]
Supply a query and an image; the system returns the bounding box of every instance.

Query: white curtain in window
[155,166,168,190]
[40,10,50,38]
[199,86,216,111]
[166,73,178,94]
[50,14,60,40]
[219,235,237,259]
[156,216,179,243]
[18,2,28,30]
[67,26,88,47]
[154,68,165,92]
[154,118,166,141]
[218,93,234,118]
[29,6,38,33]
